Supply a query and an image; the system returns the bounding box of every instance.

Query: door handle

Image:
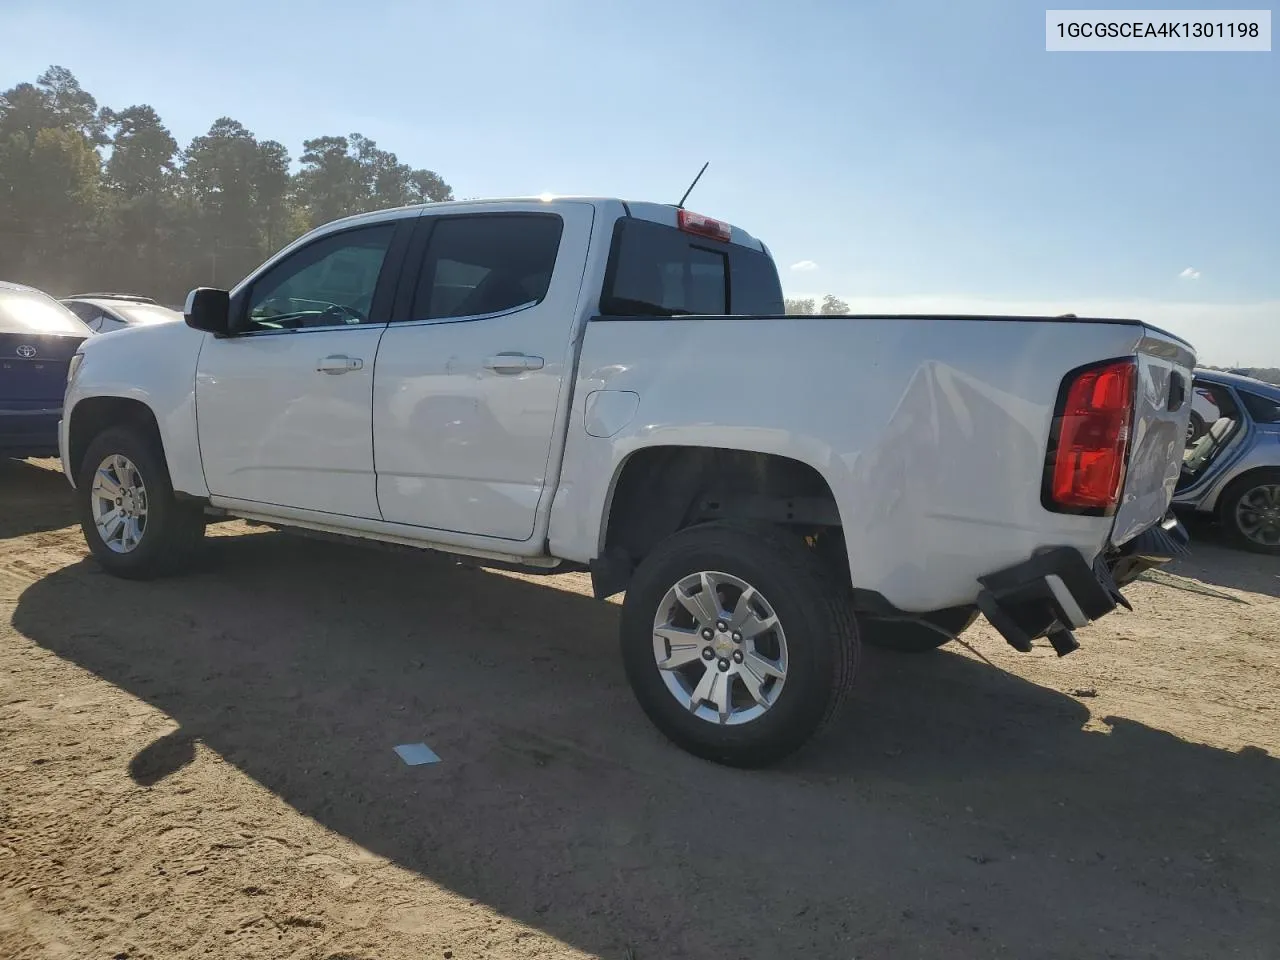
[316,355,363,374]
[483,353,544,374]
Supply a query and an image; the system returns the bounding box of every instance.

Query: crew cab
[59,197,1196,766]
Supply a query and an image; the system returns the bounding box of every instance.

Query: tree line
[784,295,850,315]
[0,66,453,304]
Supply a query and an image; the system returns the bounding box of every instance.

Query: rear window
[0,290,93,336]
[600,217,783,317]
[1241,391,1280,423]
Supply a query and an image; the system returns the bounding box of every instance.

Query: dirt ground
[1,457,1278,960]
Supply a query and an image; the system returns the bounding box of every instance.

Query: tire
[1186,411,1207,445]
[77,425,206,579]
[1219,468,1280,555]
[862,607,980,653]
[620,521,859,768]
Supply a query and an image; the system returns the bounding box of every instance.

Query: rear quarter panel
[550,315,1169,612]
[62,322,209,497]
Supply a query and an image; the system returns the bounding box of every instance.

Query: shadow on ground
[12,532,1280,959]
[0,458,74,540]
[1171,515,1280,599]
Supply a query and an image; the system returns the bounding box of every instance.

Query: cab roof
[311,197,769,253]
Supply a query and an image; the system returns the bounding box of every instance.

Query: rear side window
[1241,391,1280,423]
[410,214,563,320]
[0,290,93,336]
[64,301,98,323]
[600,217,784,317]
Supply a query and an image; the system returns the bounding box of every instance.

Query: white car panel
[60,320,209,497]
[195,326,387,519]
[548,315,1190,612]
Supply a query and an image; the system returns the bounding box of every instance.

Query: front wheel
[620,521,859,768]
[1220,469,1280,554]
[77,426,206,579]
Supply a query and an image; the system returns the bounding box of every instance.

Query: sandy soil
[2,456,1278,960]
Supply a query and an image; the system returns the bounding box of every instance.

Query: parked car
[61,293,182,334]
[1173,369,1280,553]
[1,281,94,459]
[58,197,1195,766]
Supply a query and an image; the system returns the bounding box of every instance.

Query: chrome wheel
[651,570,788,726]
[90,454,148,554]
[1235,483,1280,548]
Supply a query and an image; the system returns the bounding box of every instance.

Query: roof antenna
[676,161,710,209]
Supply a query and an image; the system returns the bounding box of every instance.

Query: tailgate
[1110,325,1197,546]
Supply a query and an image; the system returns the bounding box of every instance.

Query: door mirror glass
[184,288,231,335]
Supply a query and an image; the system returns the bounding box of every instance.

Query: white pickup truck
[59,196,1196,766]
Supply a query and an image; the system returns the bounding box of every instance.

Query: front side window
[244,223,395,332]
[409,214,563,320]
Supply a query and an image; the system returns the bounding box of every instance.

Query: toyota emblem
[15,345,37,359]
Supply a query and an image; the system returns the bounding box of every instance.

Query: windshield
[0,289,94,336]
[112,302,183,326]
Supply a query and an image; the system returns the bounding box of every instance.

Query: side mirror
[184,287,231,335]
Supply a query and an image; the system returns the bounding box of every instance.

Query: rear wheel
[620,521,858,768]
[1220,469,1280,554]
[862,607,980,653]
[77,426,206,579]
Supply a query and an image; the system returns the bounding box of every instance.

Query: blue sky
[5,0,1277,364]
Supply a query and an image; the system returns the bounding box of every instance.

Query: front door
[195,219,409,519]
[372,204,594,540]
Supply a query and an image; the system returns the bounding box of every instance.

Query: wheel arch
[1217,464,1280,520]
[591,443,847,598]
[68,396,167,487]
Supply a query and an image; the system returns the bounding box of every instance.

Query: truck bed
[551,313,1196,613]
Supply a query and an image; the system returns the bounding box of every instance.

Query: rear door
[372,203,593,540]
[1111,326,1197,545]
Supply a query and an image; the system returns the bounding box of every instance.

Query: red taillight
[1048,359,1136,512]
[677,209,732,242]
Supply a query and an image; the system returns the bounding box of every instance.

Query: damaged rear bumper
[976,514,1190,656]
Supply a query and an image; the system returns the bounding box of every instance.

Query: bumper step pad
[975,515,1189,656]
